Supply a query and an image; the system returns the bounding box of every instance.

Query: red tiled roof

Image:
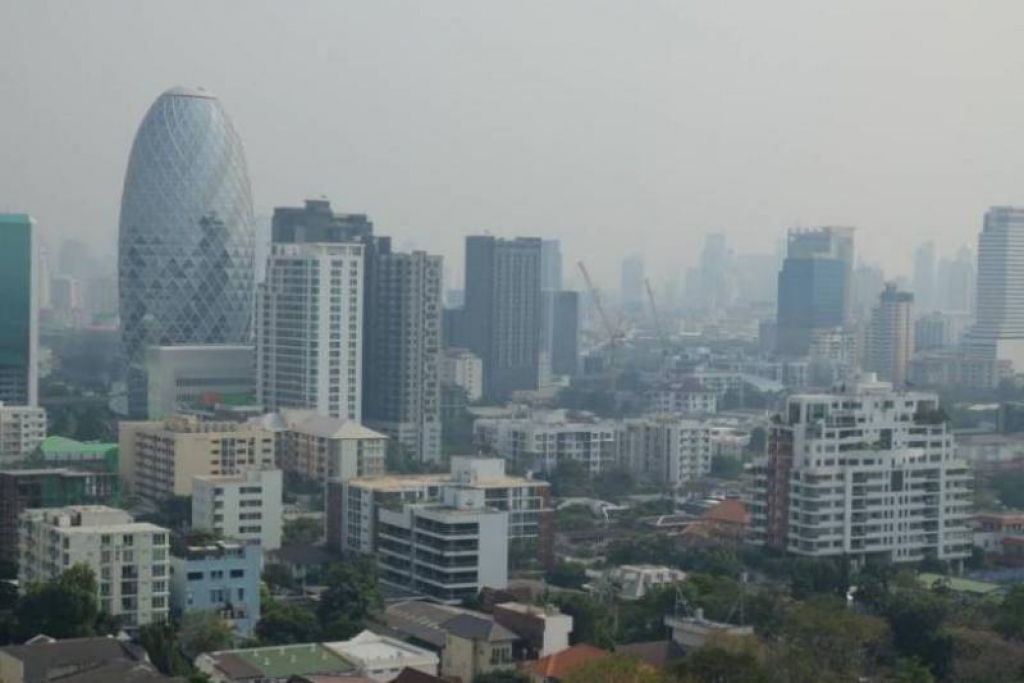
[527,643,609,680]
[702,500,748,526]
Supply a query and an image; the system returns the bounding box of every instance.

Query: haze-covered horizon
[3,0,1023,288]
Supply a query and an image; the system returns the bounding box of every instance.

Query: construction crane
[645,277,671,360]
[577,261,625,372]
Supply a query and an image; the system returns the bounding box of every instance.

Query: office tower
[257,241,364,420]
[939,245,975,315]
[748,376,972,565]
[916,312,957,352]
[966,207,1024,370]
[19,506,171,629]
[696,233,734,311]
[852,263,886,323]
[0,214,38,406]
[118,87,255,417]
[119,415,275,502]
[775,227,855,357]
[913,241,936,315]
[144,344,255,419]
[364,247,443,462]
[550,291,581,377]
[867,284,915,387]
[464,236,543,401]
[540,239,563,292]
[620,252,646,311]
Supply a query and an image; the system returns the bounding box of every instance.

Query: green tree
[888,658,935,683]
[997,584,1024,640]
[546,561,587,590]
[14,564,101,641]
[882,587,953,679]
[561,653,660,683]
[180,611,234,658]
[593,467,636,501]
[256,598,321,645]
[550,460,593,498]
[283,517,324,546]
[316,557,382,636]
[551,594,614,648]
[137,621,191,676]
[262,563,295,591]
[710,454,743,479]
[672,640,771,683]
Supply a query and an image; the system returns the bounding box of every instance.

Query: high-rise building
[867,284,914,387]
[695,233,734,311]
[257,241,364,420]
[442,348,484,402]
[364,247,443,462]
[19,506,170,629]
[938,245,975,315]
[748,376,973,565]
[540,239,563,292]
[0,403,46,457]
[776,227,855,357]
[464,236,543,401]
[966,207,1024,370]
[912,241,936,315]
[620,252,646,311]
[853,263,886,323]
[118,87,255,417]
[0,214,38,406]
[550,291,581,377]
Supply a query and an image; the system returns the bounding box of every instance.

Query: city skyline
[2,1,1020,286]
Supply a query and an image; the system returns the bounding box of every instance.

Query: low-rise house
[492,602,572,659]
[664,610,753,652]
[586,565,687,601]
[170,541,262,637]
[197,631,438,683]
[0,635,173,683]
[440,614,518,683]
[526,643,609,683]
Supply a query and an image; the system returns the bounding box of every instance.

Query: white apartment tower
[257,242,364,421]
[473,410,618,474]
[0,403,46,456]
[619,416,712,488]
[192,468,283,550]
[19,506,170,629]
[748,376,973,566]
[867,284,915,387]
[966,206,1024,371]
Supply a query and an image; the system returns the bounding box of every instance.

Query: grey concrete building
[464,236,543,401]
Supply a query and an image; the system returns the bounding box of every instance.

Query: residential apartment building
[258,410,386,482]
[747,375,973,566]
[377,486,509,603]
[867,284,914,387]
[119,415,275,502]
[170,541,261,637]
[648,384,718,414]
[0,214,39,407]
[442,348,483,403]
[330,457,553,568]
[0,403,46,457]
[0,468,120,563]
[619,416,713,488]
[364,247,443,463]
[257,241,364,421]
[18,506,170,629]
[192,469,283,550]
[473,410,619,474]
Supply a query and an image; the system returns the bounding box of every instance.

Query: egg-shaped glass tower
[118,86,255,416]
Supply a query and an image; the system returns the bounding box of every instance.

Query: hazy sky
[3,0,1024,287]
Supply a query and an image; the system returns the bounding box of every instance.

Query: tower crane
[577,261,626,373]
[645,277,671,360]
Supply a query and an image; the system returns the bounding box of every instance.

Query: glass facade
[118,87,255,416]
[0,214,37,406]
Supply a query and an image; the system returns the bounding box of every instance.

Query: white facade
[325,629,440,682]
[966,206,1024,371]
[619,415,712,488]
[192,469,283,550]
[257,242,364,421]
[377,487,509,604]
[144,344,256,419]
[473,410,618,474]
[0,403,46,456]
[588,564,688,601]
[748,376,973,564]
[18,506,170,629]
[442,348,483,402]
[648,386,718,414]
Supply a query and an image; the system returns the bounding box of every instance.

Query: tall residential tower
[0,214,38,406]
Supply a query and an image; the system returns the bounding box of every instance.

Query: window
[211,570,224,580]
[210,588,225,603]
[122,535,134,546]
[230,569,244,578]
[187,571,204,581]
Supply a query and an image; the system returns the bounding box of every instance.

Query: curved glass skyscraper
[118,86,255,416]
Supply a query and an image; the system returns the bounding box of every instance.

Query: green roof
[918,573,1003,596]
[232,643,354,678]
[38,436,117,456]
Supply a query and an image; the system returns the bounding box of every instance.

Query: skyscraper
[550,291,581,377]
[620,253,645,311]
[938,245,975,315]
[257,240,364,420]
[0,214,38,406]
[540,239,563,292]
[965,207,1024,370]
[912,241,936,315]
[464,236,543,401]
[775,227,854,357]
[364,246,443,462]
[867,284,914,387]
[118,87,255,416]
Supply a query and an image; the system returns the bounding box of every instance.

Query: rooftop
[208,643,354,680]
[36,436,116,456]
[527,643,609,679]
